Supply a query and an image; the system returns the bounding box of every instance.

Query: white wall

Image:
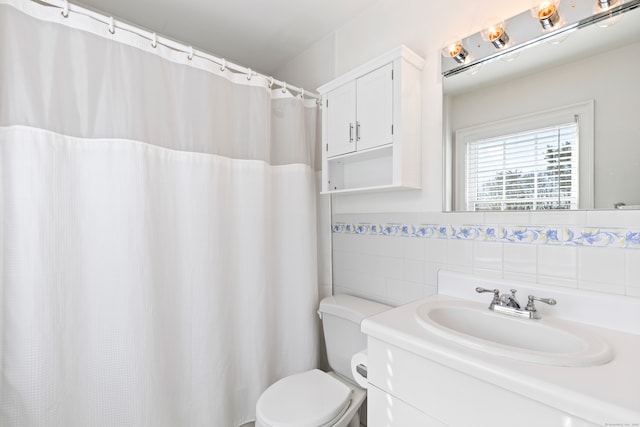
[278,0,539,214]
[275,0,640,306]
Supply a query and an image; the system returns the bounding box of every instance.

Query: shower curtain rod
[32,0,320,101]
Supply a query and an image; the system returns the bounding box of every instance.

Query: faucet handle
[475,287,499,294]
[527,295,557,307]
[475,287,500,304]
[525,295,557,319]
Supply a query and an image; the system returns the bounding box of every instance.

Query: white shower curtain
[0,2,320,426]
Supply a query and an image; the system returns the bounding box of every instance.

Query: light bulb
[442,41,469,64]
[481,19,510,49]
[531,0,561,30]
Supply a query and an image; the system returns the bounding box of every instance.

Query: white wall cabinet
[326,63,393,158]
[318,46,424,194]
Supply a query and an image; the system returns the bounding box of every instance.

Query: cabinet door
[326,81,357,158]
[356,63,393,151]
[367,386,445,427]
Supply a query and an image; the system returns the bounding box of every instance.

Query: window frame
[453,101,594,211]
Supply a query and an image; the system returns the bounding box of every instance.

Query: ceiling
[73,0,379,74]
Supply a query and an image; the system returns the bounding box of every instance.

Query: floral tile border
[332,223,640,249]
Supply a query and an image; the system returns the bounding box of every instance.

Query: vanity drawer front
[367,338,598,427]
[367,384,445,427]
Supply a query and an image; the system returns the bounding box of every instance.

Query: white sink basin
[415,299,613,367]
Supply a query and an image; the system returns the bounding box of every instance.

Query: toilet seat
[256,369,352,427]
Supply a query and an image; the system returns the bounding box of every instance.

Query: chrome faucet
[499,289,521,309]
[476,287,556,319]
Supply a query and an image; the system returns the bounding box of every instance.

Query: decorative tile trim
[332,222,640,249]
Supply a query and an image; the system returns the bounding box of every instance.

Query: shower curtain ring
[246,68,252,80]
[268,76,274,88]
[188,46,194,60]
[282,82,287,94]
[299,88,305,99]
[61,0,69,18]
[220,59,226,72]
[108,17,115,34]
[151,33,158,48]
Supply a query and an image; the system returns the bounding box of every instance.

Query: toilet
[255,294,391,427]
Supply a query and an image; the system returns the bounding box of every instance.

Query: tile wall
[331,210,640,306]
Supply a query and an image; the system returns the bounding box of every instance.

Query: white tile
[331,250,352,277]
[425,238,448,264]
[404,259,426,283]
[626,250,640,293]
[386,278,426,304]
[529,210,587,226]
[332,232,357,253]
[346,270,386,299]
[578,247,626,286]
[424,262,443,286]
[579,280,625,295]
[357,234,386,256]
[473,268,503,280]
[444,264,473,275]
[484,211,531,225]
[473,241,503,271]
[503,243,537,275]
[586,210,640,227]
[444,212,483,225]
[419,212,449,224]
[382,235,404,258]
[331,251,357,274]
[352,253,386,277]
[384,257,404,280]
[447,239,474,268]
[423,283,438,297]
[332,266,356,288]
[538,245,577,279]
[351,235,378,256]
[538,275,577,289]
[503,272,537,283]
[403,236,426,260]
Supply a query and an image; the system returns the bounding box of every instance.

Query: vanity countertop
[362,293,640,424]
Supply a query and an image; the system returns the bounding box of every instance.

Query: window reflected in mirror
[453,102,593,211]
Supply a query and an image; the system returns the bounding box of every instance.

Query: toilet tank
[318,294,391,381]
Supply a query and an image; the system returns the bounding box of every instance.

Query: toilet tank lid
[318,294,391,324]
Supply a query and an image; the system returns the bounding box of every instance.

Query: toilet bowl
[255,369,366,427]
[255,295,391,427]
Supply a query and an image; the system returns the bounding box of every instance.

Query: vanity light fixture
[442,41,469,64]
[596,0,618,9]
[531,0,561,30]
[594,0,624,26]
[481,20,510,49]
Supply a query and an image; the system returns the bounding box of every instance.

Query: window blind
[466,121,579,211]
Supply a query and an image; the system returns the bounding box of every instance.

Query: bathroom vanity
[362,271,640,426]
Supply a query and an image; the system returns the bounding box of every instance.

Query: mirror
[443,3,640,211]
